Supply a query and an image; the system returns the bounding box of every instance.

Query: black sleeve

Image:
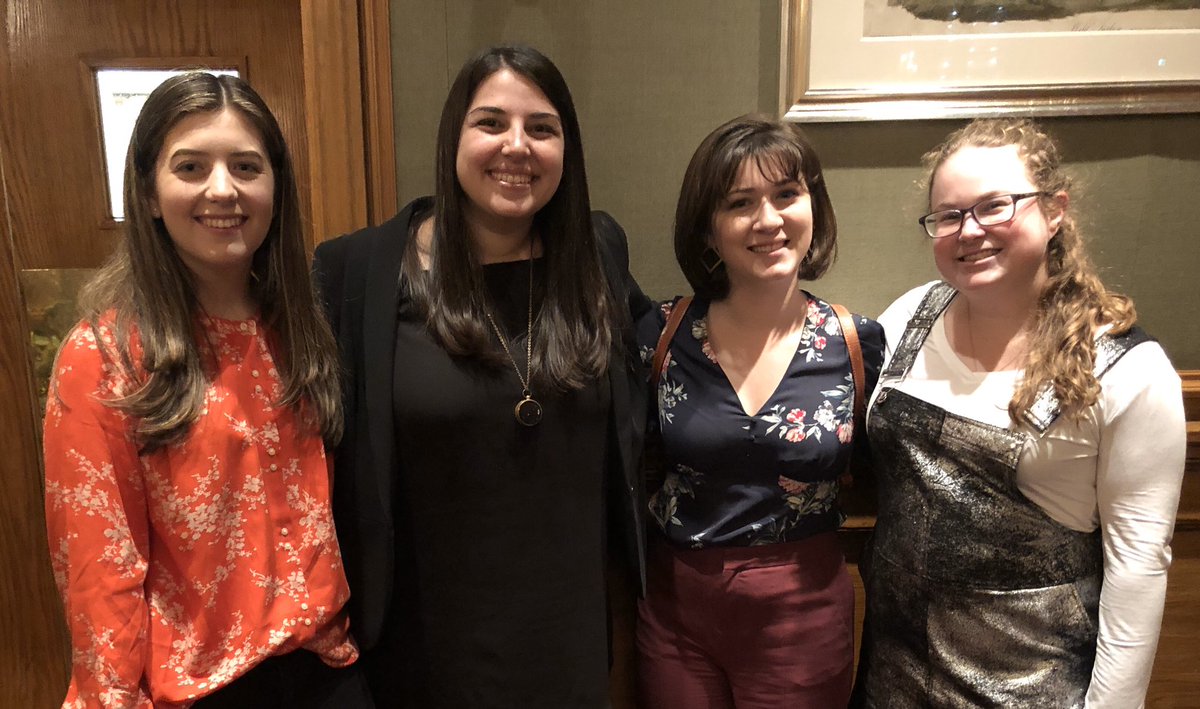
[313,236,349,335]
[591,210,652,323]
[858,316,886,401]
[843,314,886,512]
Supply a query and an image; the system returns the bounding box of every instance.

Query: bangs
[721,139,807,195]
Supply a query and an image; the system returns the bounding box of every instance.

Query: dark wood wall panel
[1151,373,1200,706]
[0,142,71,709]
[1148,530,1200,708]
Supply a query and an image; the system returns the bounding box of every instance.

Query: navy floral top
[637,294,885,548]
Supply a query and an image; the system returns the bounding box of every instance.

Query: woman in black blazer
[313,44,649,708]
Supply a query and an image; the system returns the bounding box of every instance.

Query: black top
[387,258,610,707]
[312,196,650,677]
[637,294,885,548]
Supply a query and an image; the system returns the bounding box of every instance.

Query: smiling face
[150,108,275,286]
[929,144,1064,297]
[710,158,813,293]
[455,68,565,236]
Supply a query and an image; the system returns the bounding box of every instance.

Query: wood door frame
[302,0,396,240]
[80,55,250,232]
[358,0,398,228]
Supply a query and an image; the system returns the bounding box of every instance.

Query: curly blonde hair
[923,118,1136,422]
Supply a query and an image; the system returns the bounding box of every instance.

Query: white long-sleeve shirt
[872,282,1186,709]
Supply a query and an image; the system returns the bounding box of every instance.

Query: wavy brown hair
[924,118,1136,422]
[78,72,342,450]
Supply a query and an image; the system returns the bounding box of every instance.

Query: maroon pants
[635,532,853,709]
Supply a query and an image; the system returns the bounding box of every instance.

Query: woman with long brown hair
[43,72,366,707]
[314,45,649,707]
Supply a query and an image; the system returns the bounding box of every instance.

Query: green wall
[391,0,1200,367]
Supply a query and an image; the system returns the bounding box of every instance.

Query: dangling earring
[701,246,723,274]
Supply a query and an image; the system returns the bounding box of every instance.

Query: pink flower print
[660,301,675,318]
[785,426,806,443]
[837,422,854,443]
[701,339,718,364]
[778,475,809,495]
[786,408,806,424]
[814,335,827,349]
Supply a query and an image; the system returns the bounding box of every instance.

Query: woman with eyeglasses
[851,118,1186,708]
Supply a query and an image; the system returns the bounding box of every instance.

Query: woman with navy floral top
[635,114,884,708]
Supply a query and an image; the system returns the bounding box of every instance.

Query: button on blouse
[43,315,357,707]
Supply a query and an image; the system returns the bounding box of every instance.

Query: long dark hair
[402,44,613,390]
[78,72,343,449]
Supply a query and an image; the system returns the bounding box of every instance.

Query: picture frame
[780,0,1200,122]
[82,56,246,226]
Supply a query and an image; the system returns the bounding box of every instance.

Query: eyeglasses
[918,192,1048,239]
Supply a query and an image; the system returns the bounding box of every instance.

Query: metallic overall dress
[856,282,1150,708]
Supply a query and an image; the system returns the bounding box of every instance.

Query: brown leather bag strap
[650,296,693,388]
[831,303,864,487]
[831,303,865,426]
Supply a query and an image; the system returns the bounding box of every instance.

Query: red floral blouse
[43,315,356,708]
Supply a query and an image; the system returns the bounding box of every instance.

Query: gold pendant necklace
[483,246,542,426]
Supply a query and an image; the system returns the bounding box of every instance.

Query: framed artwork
[780,0,1200,121]
[85,58,244,223]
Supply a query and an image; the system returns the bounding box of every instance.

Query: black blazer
[313,197,650,651]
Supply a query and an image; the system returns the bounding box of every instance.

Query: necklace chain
[483,264,532,395]
[483,244,541,426]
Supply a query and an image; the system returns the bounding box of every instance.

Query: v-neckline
[699,295,811,419]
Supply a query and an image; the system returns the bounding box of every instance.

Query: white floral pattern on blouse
[44,316,357,708]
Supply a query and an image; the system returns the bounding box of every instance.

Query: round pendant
[514,396,543,427]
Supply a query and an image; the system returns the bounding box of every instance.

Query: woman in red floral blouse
[42,73,370,708]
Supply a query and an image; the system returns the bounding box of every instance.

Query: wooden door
[0,1,393,705]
